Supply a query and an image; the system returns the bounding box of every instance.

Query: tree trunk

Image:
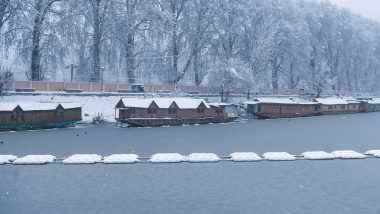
[126,32,135,83]
[30,0,43,81]
[270,58,279,90]
[172,32,179,84]
[194,50,201,86]
[0,0,10,30]
[91,0,101,82]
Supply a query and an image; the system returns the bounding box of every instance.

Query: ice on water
[187,153,220,162]
[332,150,366,159]
[63,154,102,164]
[0,155,17,164]
[149,153,184,163]
[229,152,262,162]
[13,155,56,165]
[302,151,335,160]
[103,154,139,164]
[262,152,296,161]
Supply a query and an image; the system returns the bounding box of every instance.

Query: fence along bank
[115,98,238,127]
[0,102,81,130]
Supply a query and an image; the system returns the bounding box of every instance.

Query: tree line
[1,0,380,94]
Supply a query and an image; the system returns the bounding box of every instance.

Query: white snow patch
[13,155,56,165]
[365,150,380,157]
[63,154,102,164]
[149,153,184,163]
[262,152,296,161]
[332,150,366,159]
[187,153,220,162]
[103,154,139,164]
[230,152,262,162]
[0,155,17,164]
[302,151,335,160]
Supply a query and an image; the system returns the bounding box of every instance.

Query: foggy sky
[313,0,380,21]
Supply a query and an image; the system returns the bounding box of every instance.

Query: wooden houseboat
[315,97,360,115]
[115,98,238,127]
[245,97,317,119]
[0,102,82,130]
[368,99,380,112]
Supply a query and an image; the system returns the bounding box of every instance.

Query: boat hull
[254,112,315,119]
[0,120,80,131]
[118,117,235,127]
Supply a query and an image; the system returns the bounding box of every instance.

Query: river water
[1,113,380,213]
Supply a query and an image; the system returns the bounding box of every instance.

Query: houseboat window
[168,108,177,114]
[215,108,222,113]
[341,105,345,109]
[197,108,205,113]
[328,106,333,110]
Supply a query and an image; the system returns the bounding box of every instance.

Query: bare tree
[30,0,62,81]
[89,0,109,82]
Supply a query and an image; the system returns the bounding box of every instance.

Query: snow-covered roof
[369,98,380,104]
[315,97,349,105]
[0,102,81,111]
[245,97,316,105]
[342,96,360,104]
[209,103,238,107]
[119,98,210,109]
[59,103,82,109]
[0,103,19,111]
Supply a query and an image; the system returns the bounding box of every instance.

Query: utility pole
[101,67,105,92]
[65,64,78,82]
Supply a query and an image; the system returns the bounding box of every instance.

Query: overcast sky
[312,0,380,21]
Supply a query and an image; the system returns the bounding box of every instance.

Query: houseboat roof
[315,97,349,105]
[209,103,239,107]
[0,102,81,112]
[245,97,316,105]
[342,96,360,104]
[117,98,210,109]
[369,98,380,104]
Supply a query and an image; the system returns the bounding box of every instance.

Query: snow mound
[149,153,184,163]
[365,150,380,157]
[0,155,17,164]
[63,154,102,164]
[13,155,56,165]
[302,151,335,160]
[187,153,220,162]
[262,152,296,161]
[103,154,139,164]
[332,150,366,159]
[230,152,262,162]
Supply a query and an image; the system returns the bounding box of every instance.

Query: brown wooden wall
[320,104,359,114]
[0,108,81,126]
[118,107,227,120]
[260,104,316,115]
